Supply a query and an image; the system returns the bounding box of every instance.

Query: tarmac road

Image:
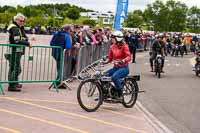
[131,52,200,133]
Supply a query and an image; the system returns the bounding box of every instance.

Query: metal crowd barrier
[137,37,152,51]
[76,43,111,75]
[0,44,63,94]
[61,39,153,83]
[61,43,111,82]
[0,39,150,94]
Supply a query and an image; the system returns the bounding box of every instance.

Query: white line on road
[136,102,174,133]
[175,64,180,67]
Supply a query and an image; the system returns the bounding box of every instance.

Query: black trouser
[6,53,22,88]
[183,45,187,55]
[171,46,181,56]
[129,46,137,62]
[54,57,62,85]
[150,52,164,68]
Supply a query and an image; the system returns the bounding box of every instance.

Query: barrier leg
[62,80,73,90]
[0,83,5,95]
[53,82,59,93]
[48,82,59,93]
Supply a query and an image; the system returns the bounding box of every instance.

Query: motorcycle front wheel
[77,79,103,112]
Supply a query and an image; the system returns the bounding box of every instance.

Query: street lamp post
[53,5,55,28]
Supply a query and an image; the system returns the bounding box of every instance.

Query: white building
[80,11,114,25]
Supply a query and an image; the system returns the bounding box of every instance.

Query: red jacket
[107,43,131,67]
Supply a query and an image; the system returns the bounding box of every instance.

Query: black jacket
[8,21,29,46]
[7,21,30,54]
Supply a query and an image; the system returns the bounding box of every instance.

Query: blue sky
[0,0,199,12]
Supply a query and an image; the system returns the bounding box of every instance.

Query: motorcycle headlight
[95,71,101,75]
[158,58,162,63]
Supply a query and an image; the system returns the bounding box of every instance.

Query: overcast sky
[0,0,200,13]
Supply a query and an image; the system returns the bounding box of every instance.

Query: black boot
[150,66,154,72]
[54,82,66,89]
[115,90,123,102]
[8,85,21,92]
[15,83,22,88]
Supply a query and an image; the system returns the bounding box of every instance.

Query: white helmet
[112,30,124,42]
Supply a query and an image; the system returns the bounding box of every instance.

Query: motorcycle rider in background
[171,35,182,56]
[149,34,165,72]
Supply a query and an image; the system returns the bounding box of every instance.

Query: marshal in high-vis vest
[5,13,32,92]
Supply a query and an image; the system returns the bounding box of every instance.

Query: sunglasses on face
[18,19,25,23]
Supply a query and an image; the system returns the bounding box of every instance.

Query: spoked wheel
[77,79,103,112]
[154,62,158,76]
[122,79,138,108]
[155,68,158,76]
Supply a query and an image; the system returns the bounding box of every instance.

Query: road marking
[0,97,145,121]
[102,109,145,121]
[4,97,147,133]
[13,98,77,105]
[0,126,22,133]
[0,108,88,133]
[136,102,174,133]
[175,64,180,67]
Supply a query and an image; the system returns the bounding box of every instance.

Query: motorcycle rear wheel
[122,78,138,108]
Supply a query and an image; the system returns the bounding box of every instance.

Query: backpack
[50,31,72,59]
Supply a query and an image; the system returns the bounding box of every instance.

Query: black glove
[102,56,107,61]
[119,59,126,65]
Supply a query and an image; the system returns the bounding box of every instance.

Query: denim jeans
[106,66,129,93]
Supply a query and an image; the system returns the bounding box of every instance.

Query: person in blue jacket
[50,25,73,89]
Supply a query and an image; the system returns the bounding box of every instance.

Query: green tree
[66,7,80,21]
[82,19,96,27]
[6,6,16,13]
[143,0,188,32]
[187,6,200,33]
[125,11,144,28]
[16,5,24,14]
[0,13,14,24]
[23,6,32,17]
[166,0,188,32]
[26,16,45,27]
